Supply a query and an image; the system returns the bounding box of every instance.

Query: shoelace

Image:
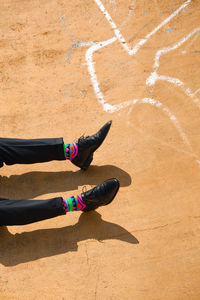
[73,133,85,141]
[73,134,90,146]
[82,185,96,197]
[78,134,89,142]
[82,185,87,193]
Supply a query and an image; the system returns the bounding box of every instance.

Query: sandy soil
[0,0,200,299]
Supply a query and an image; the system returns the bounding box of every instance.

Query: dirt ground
[0,0,200,299]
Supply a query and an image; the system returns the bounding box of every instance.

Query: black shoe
[72,121,112,170]
[81,178,120,212]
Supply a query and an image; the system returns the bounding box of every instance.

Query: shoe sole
[82,155,93,171]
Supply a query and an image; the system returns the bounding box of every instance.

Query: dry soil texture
[0,0,200,299]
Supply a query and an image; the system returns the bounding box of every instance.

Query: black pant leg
[0,197,66,226]
[0,137,65,167]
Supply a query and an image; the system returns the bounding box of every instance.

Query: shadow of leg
[0,165,132,200]
[0,212,138,266]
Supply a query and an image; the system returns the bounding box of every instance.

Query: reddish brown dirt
[0,0,200,299]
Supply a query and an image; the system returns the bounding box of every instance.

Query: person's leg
[0,178,120,226]
[0,137,65,167]
[0,120,112,170]
[0,196,65,226]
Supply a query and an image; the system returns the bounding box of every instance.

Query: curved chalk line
[61,0,195,154]
[69,0,192,113]
[93,0,191,55]
[146,28,200,109]
[85,1,195,152]
[85,38,192,149]
[86,0,193,115]
[65,1,135,63]
[86,39,192,150]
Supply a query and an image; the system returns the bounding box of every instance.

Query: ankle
[63,143,78,161]
[62,194,86,212]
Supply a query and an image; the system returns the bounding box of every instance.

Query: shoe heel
[82,155,93,170]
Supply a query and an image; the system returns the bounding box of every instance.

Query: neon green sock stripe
[68,198,73,211]
[63,144,66,158]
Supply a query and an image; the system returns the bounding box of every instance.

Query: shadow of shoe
[0,211,138,266]
[0,165,132,199]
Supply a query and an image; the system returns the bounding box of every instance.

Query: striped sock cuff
[63,194,86,212]
[64,143,78,161]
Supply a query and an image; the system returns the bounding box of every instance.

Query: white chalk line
[193,88,200,96]
[146,28,200,109]
[86,0,192,113]
[86,37,117,112]
[85,0,195,153]
[126,97,191,151]
[93,0,191,55]
[61,0,195,155]
[87,40,192,148]
[66,41,99,62]
[87,0,193,115]
[85,38,192,150]
[129,118,198,159]
[66,0,135,63]
[125,98,192,151]
[182,30,200,51]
